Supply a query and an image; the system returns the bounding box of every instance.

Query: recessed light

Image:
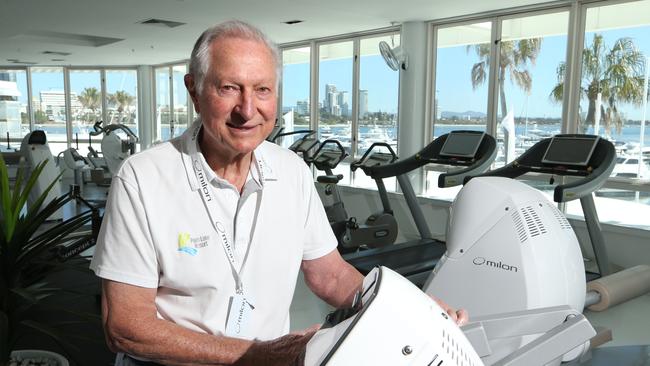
[283,20,304,25]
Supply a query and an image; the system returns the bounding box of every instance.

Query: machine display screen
[439,131,485,158]
[542,136,600,166]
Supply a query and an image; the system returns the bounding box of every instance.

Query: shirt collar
[182,119,276,192]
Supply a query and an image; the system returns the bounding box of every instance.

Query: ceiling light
[283,20,304,25]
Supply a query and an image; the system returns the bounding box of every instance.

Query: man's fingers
[456,309,469,326]
[291,323,321,337]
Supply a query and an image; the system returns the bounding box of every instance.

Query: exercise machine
[305,266,484,366]
[274,129,320,164]
[305,266,595,366]
[343,130,497,287]
[19,130,63,220]
[310,140,399,253]
[423,134,618,364]
[89,120,138,176]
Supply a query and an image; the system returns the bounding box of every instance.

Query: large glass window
[155,64,189,142]
[497,11,569,165]
[155,66,171,142]
[69,69,102,147]
[106,69,138,133]
[172,64,189,136]
[281,47,311,148]
[427,22,492,198]
[358,35,400,156]
[319,41,354,153]
[433,22,491,139]
[566,0,650,225]
[30,67,67,155]
[0,69,28,143]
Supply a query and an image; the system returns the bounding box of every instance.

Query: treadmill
[343,130,497,287]
[466,134,616,280]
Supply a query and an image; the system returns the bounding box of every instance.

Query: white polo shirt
[90,120,337,340]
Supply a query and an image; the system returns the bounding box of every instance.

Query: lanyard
[187,123,263,295]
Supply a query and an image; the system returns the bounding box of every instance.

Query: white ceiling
[0,0,555,67]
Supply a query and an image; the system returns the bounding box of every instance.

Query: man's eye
[220,85,239,93]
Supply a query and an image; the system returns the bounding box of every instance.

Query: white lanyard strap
[187,123,262,294]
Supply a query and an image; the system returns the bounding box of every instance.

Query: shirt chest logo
[178,232,211,256]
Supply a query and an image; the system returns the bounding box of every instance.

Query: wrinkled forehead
[207,36,278,77]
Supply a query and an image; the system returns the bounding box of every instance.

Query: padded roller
[587,265,650,311]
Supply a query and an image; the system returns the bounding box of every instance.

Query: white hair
[188,20,281,94]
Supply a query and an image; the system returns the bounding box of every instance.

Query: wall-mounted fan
[379,40,408,71]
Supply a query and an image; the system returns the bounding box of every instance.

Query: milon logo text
[472,257,519,272]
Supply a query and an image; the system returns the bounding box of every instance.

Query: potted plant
[1,155,97,366]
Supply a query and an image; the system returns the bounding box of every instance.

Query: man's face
[187,36,277,159]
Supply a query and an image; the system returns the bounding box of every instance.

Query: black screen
[542,136,599,166]
[439,132,485,158]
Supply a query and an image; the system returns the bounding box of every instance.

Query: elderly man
[90,20,467,366]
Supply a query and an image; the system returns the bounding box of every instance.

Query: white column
[397,21,428,193]
[137,65,154,149]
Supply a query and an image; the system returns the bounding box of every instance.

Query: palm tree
[550,34,646,134]
[77,87,100,123]
[109,90,135,124]
[468,38,542,118]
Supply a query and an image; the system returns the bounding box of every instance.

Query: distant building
[38,90,79,121]
[337,91,349,116]
[0,72,22,136]
[296,100,309,115]
[359,90,368,118]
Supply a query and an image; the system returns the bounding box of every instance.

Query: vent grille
[138,18,186,28]
[511,210,528,243]
[437,329,477,366]
[520,205,547,237]
[546,202,573,230]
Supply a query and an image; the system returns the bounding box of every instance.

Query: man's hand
[237,324,321,366]
[432,296,469,326]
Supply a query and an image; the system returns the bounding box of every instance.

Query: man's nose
[234,90,255,120]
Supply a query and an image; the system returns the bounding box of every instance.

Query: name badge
[225,294,256,339]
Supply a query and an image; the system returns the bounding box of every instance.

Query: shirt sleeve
[90,166,159,288]
[299,163,338,260]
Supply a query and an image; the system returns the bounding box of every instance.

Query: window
[69,69,102,146]
[106,69,138,136]
[319,41,354,153]
[498,11,569,165]
[155,64,189,142]
[30,67,67,155]
[566,0,650,227]
[172,64,189,136]
[155,67,171,142]
[427,22,492,198]
[281,46,311,148]
[358,35,400,156]
[0,69,28,142]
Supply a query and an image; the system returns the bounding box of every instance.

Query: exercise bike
[309,140,399,253]
[87,120,138,178]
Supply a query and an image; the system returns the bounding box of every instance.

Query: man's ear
[185,74,200,114]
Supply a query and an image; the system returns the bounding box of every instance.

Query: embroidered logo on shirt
[177,232,210,256]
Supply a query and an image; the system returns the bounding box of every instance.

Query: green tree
[109,90,135,124]
[468,38,542,118]
[34,110,48,124]
[77,87,101,123]
[551,34,646,134]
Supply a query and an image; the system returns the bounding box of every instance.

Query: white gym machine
[19,130,63,220]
